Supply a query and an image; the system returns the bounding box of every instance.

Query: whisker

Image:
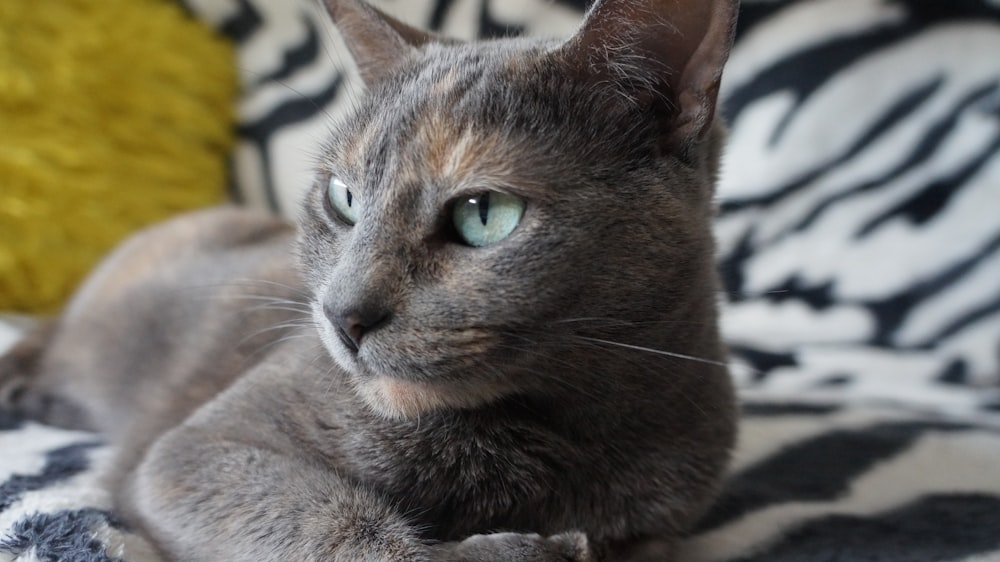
[223,293,306,302]
[312,0,363,113]
[241,330,317,365]
[179,289,310,306]
[231,278,313,299]
[173,278,311,299]
[574,336,731,370]
[550,317,712,328]
[490,342,605,402]
[225,294,309,305]
[240,299,312,313]
[239,66,338,124]
[244,305,313,317]
[187,294,313,316]
[570,336,762,381]
[556,339,725,419]
[237,321,317,348]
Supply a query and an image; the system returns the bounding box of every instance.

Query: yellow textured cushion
[0,0,237,313]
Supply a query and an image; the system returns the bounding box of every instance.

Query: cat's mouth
[316,320,518,419]
[312,301,525,418]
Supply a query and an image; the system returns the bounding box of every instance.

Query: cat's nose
[325,304,389,352]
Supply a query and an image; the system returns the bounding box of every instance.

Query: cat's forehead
[320,36,656,213]
[328,41,562,187]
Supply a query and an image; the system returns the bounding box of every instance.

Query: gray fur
[0,0,739,559]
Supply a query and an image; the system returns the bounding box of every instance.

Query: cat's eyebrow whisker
[312,0,363,114]
[238,67,338,125]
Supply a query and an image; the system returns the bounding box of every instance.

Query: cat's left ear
[560,0,739,153]
[324,0,437,85]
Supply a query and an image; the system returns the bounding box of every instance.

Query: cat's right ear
[324,0,436,85]
[560,0,739,154]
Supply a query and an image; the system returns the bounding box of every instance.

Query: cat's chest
[337,407,582,538]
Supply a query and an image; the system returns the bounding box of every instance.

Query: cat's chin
[353,375,513,420]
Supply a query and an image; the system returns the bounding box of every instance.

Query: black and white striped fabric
[3,0,1000,560]
[718,0,1000,413]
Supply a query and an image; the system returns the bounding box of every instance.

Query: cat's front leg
[0,319,93,429]
[128,424,438,562]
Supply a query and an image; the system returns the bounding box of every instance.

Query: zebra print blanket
[3,0,999,560]
[3,348,999,561]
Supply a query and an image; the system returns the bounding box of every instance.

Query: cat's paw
[0,345,38,414]
[0,321,90,428]
[447,531,591,562]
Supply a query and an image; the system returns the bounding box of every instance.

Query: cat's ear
[324,0,436,85]
[560,0,738,152]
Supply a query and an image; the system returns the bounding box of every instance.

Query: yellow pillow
[0,0,237,313]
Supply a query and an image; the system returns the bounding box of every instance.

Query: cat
[0,0,739,559]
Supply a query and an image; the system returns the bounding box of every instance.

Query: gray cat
[0,0,739,559]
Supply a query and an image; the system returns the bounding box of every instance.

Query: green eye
[452,191,525,247]
[328,177,358,225]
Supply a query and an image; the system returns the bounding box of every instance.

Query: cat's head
[299,0,738,419]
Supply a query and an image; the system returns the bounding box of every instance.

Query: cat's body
[0,0,739,560]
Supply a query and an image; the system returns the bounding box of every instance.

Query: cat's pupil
[346,189,353,207]
[478,192,490,226]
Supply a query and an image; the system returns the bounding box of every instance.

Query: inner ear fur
[324,0,438,85]
[560,0,739,153]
